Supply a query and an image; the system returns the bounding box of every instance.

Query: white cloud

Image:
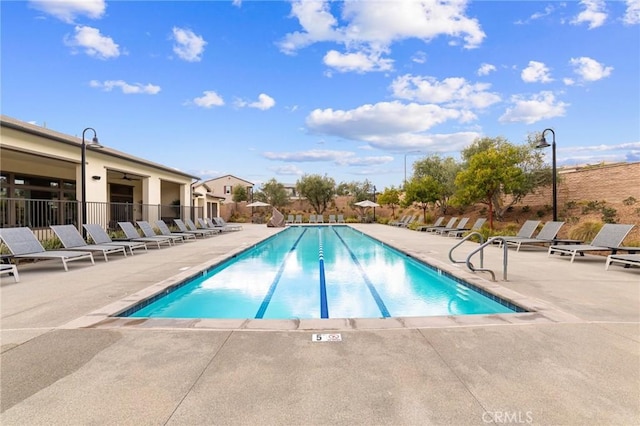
[29,0,105,23]
[232,0,243,7]
[191,91,225,108]
[172,27,206,62]
[306,101,467,141]
[412,51,427,64]
[278,0,485,73]
[323,50,393,73]
[477,63,496,76]
[89,80,160,94]
[270,165,304,176]
[390,75,501,109]
[64,25,120,59]
[571,0,607,29]
[499,91,569,124]
[521,61,553,83]
[623,0,640,25]
[236,93,276,110]
[569,57,613,82]
[262,149,393,167]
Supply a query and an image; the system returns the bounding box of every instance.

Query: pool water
[126,226,518,319]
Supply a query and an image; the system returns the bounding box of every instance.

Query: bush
[41,237,63,250]
[569,221,603,242]
[623,196,637,206]
[601,207,617,224]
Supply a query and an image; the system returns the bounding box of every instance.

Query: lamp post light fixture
[536,128,557,221]
[81,127,101,234]
[372,185,377,222]
[403,150,423,187]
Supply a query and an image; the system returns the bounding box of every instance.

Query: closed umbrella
[246,201,270,223]
[246,201,270,207]
[354,200,380,208]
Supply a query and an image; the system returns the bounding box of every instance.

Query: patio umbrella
[246,201,271,207]
[354,200,380,208]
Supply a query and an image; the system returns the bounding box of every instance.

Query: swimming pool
[123,226,523,319]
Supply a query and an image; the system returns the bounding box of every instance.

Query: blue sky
[2,0,639,189]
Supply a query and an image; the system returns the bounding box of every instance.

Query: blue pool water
[125,226,520,319]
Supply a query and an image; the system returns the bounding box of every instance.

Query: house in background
[191,181,225,219]
[0,115,201,233]
[200,175,254,203]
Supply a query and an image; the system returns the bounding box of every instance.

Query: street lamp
[81,127,101,234]
[403,150,422,187]
[536,128,557,221]
[372,185,377,222]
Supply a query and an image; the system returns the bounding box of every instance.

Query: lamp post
[81,128,100,234]
[536,128,557,221]
[403,150,422,187]
[372,185,377,222]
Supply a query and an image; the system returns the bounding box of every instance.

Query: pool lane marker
[255,228,308,319]
[318,229,329,319]
[331,227,390,318]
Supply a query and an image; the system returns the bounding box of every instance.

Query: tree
[454,139,528,230]
[296,174,336,214]
[459,136,550,220]
[253,178,289,209]
[412,155,461,214]
[377,187,401,218]
[403,176,441,222]
[336,180,375,204]
[231,186,248,214]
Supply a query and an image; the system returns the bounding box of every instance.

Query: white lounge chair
[173,219,216,238]
[118,222,173,248]
[83,224,148,255]
[51,224,127,261]
[0,227,94,272]
[448,218,486,238]
[605,253,640,270]
[155,220,197,241]
[501,221,566,251]
[137,221,184,244]
[0,263,19,282]
[212,217,243,231]
[548,224,635,263]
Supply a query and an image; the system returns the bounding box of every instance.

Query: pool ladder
[448,232,508,282]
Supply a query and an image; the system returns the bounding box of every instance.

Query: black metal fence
[0,198,203,241]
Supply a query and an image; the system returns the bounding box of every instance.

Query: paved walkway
[1,223,638,425]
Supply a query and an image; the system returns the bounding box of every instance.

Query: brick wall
[521,162,640,207]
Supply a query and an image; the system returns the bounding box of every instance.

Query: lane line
[255,228,308,319]
[331,227,390,317]
[318,228,328,318]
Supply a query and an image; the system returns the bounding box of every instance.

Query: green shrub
[41,237,63,250]
[623,196,637,206]
[521,205,530,213]
[569,221,603,242]
[601,207,617,224]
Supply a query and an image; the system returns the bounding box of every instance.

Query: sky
[2,0,639,189]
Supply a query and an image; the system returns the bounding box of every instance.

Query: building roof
[1,115,201,181]
[203,174,254,186]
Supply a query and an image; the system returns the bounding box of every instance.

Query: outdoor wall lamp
[81,127,102,234]
[536,128,557,221]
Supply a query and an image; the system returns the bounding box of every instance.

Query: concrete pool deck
[1,223,638,424]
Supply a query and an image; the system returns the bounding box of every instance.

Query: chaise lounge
[0,227,95,272]
[51,224,127,261]
[548,223,635,263]
[83,224,148,255]
[605,253,640,270]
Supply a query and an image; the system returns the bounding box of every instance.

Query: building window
[224,185,232,195]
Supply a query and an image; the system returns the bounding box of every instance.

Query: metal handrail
[449,231,485,267]
[465,237,509,282]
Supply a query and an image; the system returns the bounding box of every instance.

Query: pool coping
[60,226,584,331]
